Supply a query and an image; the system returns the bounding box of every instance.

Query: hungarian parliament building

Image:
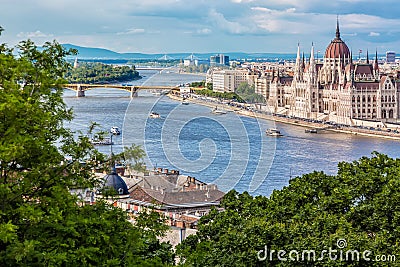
[207,21,400,125]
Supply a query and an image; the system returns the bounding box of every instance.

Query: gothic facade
[269,21,400,124]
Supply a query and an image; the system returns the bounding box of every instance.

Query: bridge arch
[62,84,178,98]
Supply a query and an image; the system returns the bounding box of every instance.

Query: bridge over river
[63,84,179,97]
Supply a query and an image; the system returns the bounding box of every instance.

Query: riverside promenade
[169,93,400,141]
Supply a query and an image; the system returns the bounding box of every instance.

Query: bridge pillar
[76,85,85,97]
[130,87,138,98]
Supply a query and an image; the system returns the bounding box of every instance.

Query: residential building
[211,69,254,93]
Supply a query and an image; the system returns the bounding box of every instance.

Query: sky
[1,0,400,55]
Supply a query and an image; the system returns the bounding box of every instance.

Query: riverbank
[168,93,400,141]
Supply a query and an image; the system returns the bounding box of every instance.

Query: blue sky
[1,0,400,54]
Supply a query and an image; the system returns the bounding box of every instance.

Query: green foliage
[177,152,400,266]
[65,62,140,84]
[196,89,244,102]
[235,82,266,103]
[114,144,147,173]
[190,81,206,88]
[0,36,173,266]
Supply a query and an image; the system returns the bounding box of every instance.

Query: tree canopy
[0,36,173,266]
[65,62,140,84]
[235,82,265,103]
[177,152,400,266]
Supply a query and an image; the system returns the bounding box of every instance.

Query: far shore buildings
[207,20,400,125]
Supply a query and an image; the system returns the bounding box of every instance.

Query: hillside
[62,44,296,61]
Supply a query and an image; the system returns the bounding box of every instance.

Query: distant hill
[62,44,297,61]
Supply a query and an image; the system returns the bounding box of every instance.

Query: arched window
[368,96,371,102]
[389,109,394,119]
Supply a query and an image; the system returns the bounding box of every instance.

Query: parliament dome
[324,20,350,59]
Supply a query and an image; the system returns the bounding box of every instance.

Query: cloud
[4,0,400,53]
[117,28,145,35]
[197,28,212,35]
[17,30,53,38]
[342,33,358,36]
[231,0,255,3]
[208,9,253,34]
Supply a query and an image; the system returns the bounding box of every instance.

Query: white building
[211,69,252,93]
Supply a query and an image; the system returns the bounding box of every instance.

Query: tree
[0,36,173,265]
[177,152,400,266]
[65,62,140,84]
[235,82,265,103]
[114,144,147,174]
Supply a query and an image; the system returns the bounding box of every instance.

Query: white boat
[266,128,283,137]
[110,126,121,135]
[182,100,189,105]
[90,138,114,145]
[149,112,160,119]
[211,107,227,115]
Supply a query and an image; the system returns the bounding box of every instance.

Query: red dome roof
[324,20,350,59]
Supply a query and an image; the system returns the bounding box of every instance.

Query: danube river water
[63,69,400,196]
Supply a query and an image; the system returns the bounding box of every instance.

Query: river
[63,69,400,196]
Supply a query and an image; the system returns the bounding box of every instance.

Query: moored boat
[90,138,114,145]
[211,106,227,115]
[266,128,283,137]
[305,129,318,133]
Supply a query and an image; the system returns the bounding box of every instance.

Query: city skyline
[2,0,400,54]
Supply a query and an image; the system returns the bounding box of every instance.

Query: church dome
[324,20,350,59]
[102,170,129,196]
